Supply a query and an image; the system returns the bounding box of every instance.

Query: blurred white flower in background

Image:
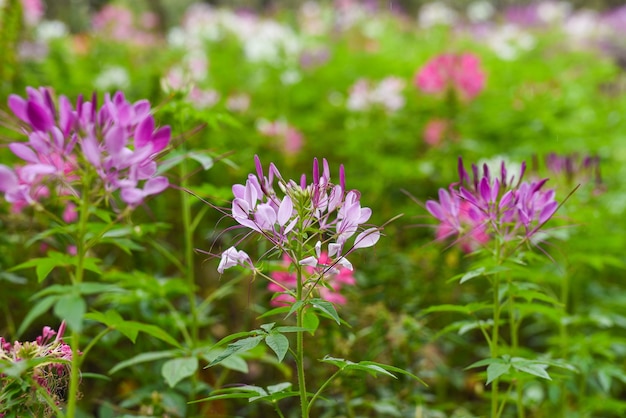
[35,20,68,42]
[94,66,130,91]
[467,1,495,23]
[418,2,458,28]
[487,24,536,60]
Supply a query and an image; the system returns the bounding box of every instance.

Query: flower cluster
[0,87,171,213]
[0,322,72,415]
[426,157,558,252]
[216,155,380,303]
[346,77,406,113]
[414,53,486,101]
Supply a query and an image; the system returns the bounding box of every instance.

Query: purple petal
[151,126,171,153]
[143,176,169,196]
[121,187,144,205]
[26,100,54,131]
[353,227,381,249]
[299,256,318,267]
[135,116,155,148]
[538,201,558,224]
[8,95,28,122]
[9,143,39,163]
[232,198,251,220]
[277,195,293,226]
[0,165,18,193]
[81,136,101,167]
[425,200,443,220]
[105,125,126,156]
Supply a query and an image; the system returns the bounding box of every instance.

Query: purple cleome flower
[218,155,380,281]
[0,87,171,213]
[426,157,559,251]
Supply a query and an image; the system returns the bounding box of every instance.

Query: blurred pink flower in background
[257,119,304,155]
[423,118,450,146]
[415,53,486,101]
[268,253,356,306]
[92,4,158,45]
[187,86,220,109]
[20,0,44,27]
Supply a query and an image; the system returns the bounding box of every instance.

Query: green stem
[507,280,525,418]
[180,155,198,345]
[307,368,343,415]
[66,178,92,417]
[491,272,501,418]
[296,262,308,418]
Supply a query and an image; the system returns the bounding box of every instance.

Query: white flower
[418,3,458,28]
[94,66,130,91]
[35,20,68,42]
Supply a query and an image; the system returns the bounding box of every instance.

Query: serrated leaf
[162,357,198,388]
[109,350,178,374]
[265,333,289,362]
[487,361,511,385]
[208,336,264,367]
[310,299,340,324]
[53,294,86,332]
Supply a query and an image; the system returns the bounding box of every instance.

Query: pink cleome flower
[268,253,356,306]
[415,53,486,101]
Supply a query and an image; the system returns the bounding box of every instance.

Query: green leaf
[267,382,292,394]
[302,310,320,335]
[487,361,511,385]
[257,306,291,319]
[458,267,485,284]
[53,294,86,332]
[109,350,178,374]
[208,336,264,367]
[310,299,340,324]
[162,357,198,388]
[188,151,214,170]
[511,358,551,381]
[17,295,59,337]
[265,333,289,362]
[202,350,249,374]
[259,323,275,333]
